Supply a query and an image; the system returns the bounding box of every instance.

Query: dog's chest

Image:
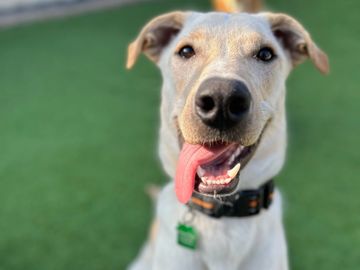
[194,213,262,264]
[157,183,280,265]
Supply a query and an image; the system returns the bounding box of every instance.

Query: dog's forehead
[182,12,272,40]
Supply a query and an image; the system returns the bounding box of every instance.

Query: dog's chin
[176,121,269,198]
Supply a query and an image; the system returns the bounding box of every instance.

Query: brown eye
[178,45,195,59]
[255,47,275,62]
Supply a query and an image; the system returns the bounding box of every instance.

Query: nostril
[197,95,215,112]
[228,96,250,117]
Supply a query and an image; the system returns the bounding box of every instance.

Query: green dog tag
[177,223,198,250]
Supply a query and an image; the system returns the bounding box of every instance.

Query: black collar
[187,179,275,218]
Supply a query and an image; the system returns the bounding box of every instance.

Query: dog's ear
[262,13,329,75]
[126,11,187,69]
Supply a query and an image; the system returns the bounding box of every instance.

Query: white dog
[126,6,328,270]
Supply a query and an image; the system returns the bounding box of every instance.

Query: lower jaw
[196,175,239,195]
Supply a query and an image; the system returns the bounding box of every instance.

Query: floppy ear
[262,13,329,75]
[126,11,187,69]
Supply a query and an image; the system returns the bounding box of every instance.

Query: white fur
[129,12,296,270]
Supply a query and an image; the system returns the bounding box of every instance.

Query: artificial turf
[0,0,359,269]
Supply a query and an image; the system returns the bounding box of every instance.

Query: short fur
[126,8,328,270]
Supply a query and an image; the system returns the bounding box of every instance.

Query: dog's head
[127,12,329,203]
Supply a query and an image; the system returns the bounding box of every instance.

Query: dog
[126,1,329,269]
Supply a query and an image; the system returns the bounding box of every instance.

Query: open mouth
[194,142,258,196]
[175,136,262,204]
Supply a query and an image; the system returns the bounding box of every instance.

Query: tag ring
[182,208,195,224]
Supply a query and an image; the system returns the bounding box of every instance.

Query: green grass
[0,0,359,269]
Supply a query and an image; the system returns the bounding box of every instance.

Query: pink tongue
[175,142,232,203]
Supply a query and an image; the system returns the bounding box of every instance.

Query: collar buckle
[242,190,262,215]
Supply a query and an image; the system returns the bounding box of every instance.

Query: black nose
[195,77,251,130]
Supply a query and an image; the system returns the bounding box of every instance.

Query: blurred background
[0,0,359,269]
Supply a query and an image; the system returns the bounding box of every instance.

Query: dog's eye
[178,45,195,59]
[255,47,275,62]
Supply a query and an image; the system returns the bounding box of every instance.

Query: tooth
[197,166,206,177]
[200,176,208,183]
[228,146,243,165]
[227,163,241,179]
[220,179,225,184]
[228,154,235,165]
